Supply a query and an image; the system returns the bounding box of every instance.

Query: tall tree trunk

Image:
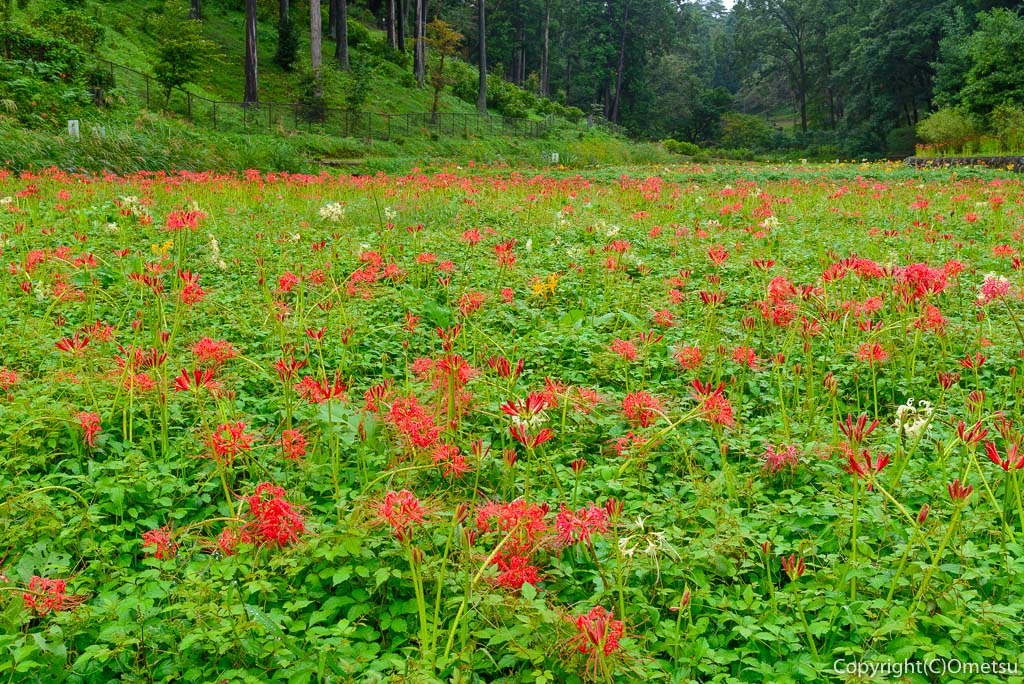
[414,0,425,87]
[335,0,349,68]
[244,0,258,104]
[190,0,201,20]
[397,0,407,51]
[386,0,396,49]
[279,0,288,21]
[327,0,335,40]
[540,0,550,96]
[310,0,323,97]
[477,0,486,112]
[610,2,628,123]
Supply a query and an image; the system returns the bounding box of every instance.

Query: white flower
[895,398,932,439]
[318,202,346,222]
[0,196,12,205]
[525,239,533,252]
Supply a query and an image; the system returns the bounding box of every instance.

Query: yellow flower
[531,272,560,299]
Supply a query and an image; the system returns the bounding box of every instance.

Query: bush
[662,138,700,156]
[990,103,1024,152]
[719,113,774,150]
[916,107,977,146]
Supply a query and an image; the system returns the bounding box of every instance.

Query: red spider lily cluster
[22,576,86,616]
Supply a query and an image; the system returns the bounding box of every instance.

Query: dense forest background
[2,0,1024,159]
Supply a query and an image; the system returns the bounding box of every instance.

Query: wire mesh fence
[95,58,557,140]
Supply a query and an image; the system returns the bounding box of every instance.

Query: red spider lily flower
[622,391,662,427]
[501,287,514,303]
[978,274,1012,305]
[461,228,482,244]
[305,326,326,341]
[609,338,637,361]
[165,209,206,231]
[432,443,471,478]
[638,331,663,345]
[731,346,760,370]
[173,367,222,394]
[55,332,90,354]
[83,320,115,342]
[959,352,987,370]
[191,337,237,366]
[494,239,517,267]
[566,606,626,679]
[675,345,703,370]
[689,380,734,428]
[956,420,988,445]
[510,424,556,448]
[984,442,1024,471]
[363,379,394,412]
[845,449,890,488]
[476,499,550,554]
[274,356,307,382]
[571,457,588,474]
[216,526,253,556]
[206,421,255,466]
[917,504,930,524]
[707,244,729,265]
[822,371,838,395]
[118,345,167,370]
[491,553,541,589]
[374,489,426,542]
[937,371,960,389]
[404,311,420,333]
[435,324,463,351]
[458,291,487,317]
[762,443,799,473]
[75,411,102,448]
[838,413,879,448]
[22,576,86,616]
[178,269,206,305]
[280,429,307,460]
[947,479,974,502]
[781,554,806,581]
[501,392,552,421]
[555,504,609,546]
[276,271,300,293]
[966,390,986,413]
[388,395,441,449]
[856,343,888,365]
[699,290,726,306]
[294,374,347,404]
[0,366,18,393]
[488,355,524,379]
[245,483,306,547]
[652,309,674,327]
[572,386,602,414]
[141,526,177,559]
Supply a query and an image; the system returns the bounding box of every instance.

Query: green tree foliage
[953,9,1024,115]
[273,11,298,71]
[151,1,220,103]
[425,18,463,121]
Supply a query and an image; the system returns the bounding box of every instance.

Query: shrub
[662,138,700,156]
[915,107,977,147]
[989,103,1024,152]
[719,113,774,150]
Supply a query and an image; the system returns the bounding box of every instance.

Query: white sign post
[67,120,80,141]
